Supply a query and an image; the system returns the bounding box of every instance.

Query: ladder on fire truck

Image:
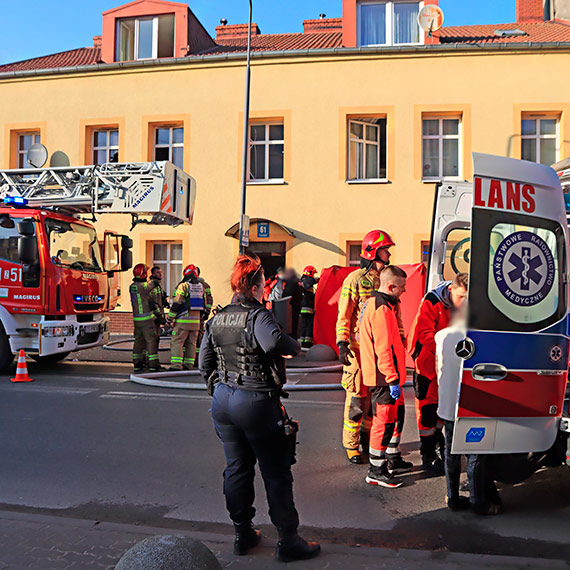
[0,161,196,226]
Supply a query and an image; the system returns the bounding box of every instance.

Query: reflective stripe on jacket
[130,279,160,326]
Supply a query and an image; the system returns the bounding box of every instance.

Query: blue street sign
[257,222,270,238]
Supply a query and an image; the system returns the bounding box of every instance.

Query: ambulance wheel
[0,326,14,372]
[30,352,71,365]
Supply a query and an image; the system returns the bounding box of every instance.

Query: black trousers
[211,382,300,531]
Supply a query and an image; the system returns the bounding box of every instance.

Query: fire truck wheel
[0,326,14,373]
[30,352,71,365]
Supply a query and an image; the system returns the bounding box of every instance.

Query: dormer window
[116,13,175,61]
[358,1,422,46]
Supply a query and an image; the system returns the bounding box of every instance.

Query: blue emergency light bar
[3,196,28,206]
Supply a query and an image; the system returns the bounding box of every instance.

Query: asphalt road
[0,360,569,563]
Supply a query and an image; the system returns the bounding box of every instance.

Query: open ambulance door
[452,153,569,455]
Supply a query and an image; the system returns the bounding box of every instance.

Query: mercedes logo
[456,338,475,360]
[549,345,563,363]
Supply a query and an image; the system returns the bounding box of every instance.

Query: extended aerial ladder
[0,161,197,226]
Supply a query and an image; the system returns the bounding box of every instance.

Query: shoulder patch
[361,279,372,288]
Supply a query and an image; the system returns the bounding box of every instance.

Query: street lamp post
[239,0,253,255]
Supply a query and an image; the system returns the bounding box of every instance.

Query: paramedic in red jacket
[407,273,468,474]
[360,266,411,488]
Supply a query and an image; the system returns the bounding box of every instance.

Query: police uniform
[199,298,301,536]
[168,278,206,370]
[130,277,162,371]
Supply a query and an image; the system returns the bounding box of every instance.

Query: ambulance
[427,153,569,482]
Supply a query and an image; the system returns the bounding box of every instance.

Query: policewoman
[199,254,320,563]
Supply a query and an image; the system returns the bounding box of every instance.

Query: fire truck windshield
[45,218,103,273]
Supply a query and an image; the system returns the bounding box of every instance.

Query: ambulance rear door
[452,153,569,454]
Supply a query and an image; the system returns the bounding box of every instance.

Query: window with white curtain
[422,117,461,180]
[358,1,422,46]
[348,118,387,181]
[521,116,559,166]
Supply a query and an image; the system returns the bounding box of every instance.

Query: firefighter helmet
[183,264,199,279]
[360,230,395,261]
[303,265,318,277]
[133,263,148,278]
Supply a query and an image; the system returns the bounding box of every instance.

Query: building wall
[1,48,569,309]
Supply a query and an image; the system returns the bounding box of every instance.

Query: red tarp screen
[314,264,426,366]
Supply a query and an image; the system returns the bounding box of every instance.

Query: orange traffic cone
[11,350,33,383]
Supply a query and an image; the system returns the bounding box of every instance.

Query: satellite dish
[50,150,71,167]
[26,143,48,168]
[417,5,444,34]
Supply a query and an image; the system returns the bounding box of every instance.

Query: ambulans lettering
[493,231,555,307]
[211,312,248,328]
[474,178,536,213]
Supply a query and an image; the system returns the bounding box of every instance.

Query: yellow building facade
[1,0,570,311]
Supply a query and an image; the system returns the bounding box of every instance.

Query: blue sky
[0,0,516,65]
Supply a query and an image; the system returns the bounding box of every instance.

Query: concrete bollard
[115,535,222,570]
[306,344,338,363]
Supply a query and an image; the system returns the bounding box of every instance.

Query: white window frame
[357,0,424,47]
[92,129,119,165]
[247,122,285,184]
[421,116,462,182]
[116,15,174,61]
[521,115,560,165]
[17,132,41,168]
[347,118,387,182]
[153,125,184,168]
[151,241,183,295]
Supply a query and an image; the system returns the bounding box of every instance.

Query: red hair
[231,254,264,296]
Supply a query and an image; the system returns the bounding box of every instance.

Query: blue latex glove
[389,383,401,400]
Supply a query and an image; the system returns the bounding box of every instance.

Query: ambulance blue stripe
[464,330,568,370]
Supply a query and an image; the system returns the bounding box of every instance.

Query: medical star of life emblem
[455,338,475,360]
[493,231,555,307]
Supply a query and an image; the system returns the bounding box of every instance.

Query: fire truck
[0,161,196,372]
[427,153,569,482]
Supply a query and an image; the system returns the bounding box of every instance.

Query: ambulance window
[487,223,559,325]
[443,228,471,281]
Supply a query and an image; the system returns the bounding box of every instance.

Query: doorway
[248,241,286,278]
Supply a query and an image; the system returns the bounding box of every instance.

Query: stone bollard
[115,535,222,570]
[306,344,338,363]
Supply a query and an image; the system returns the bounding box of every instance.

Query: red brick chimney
[93,35,102,48]
[517,0,545,22]
[303,18,343,34]
[216,23,261,41]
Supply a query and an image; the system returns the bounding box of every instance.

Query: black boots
[275,530,321,563]
[233,522,262,556]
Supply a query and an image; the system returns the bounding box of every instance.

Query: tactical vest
[209,303,275,391]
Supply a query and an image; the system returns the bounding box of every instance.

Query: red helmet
[133,263,148,278]
[360,230,395,261]
[303,265,318,277]
[183,264,199,279]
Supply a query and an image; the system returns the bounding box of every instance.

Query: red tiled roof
[205,31,344,55]
[438,21,570,44]
[0,47,101,73]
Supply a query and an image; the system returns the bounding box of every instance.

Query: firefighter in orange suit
[336,229,403,464]
[407,273,469,474]
[360,266,412,487]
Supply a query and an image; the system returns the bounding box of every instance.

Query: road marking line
[0,386,97,395]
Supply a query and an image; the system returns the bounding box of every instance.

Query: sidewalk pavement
[0,510,567,570]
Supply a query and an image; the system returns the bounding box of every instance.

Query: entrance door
[452,153,569,455]
[248,241,286,278]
